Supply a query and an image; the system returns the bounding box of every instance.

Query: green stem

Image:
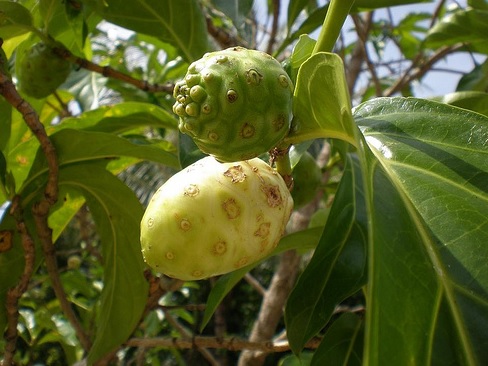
[313,0,356,54]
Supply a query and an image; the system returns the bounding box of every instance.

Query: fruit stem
[312,0,356,54]
[272,145,293,191]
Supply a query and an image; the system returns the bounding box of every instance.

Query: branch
[384,44,464,96]
[126,335,322,352]
[51,46,174,94]
[0,41,91,353]
[2,197,36,365]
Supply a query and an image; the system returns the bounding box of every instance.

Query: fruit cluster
[141,47,295,280]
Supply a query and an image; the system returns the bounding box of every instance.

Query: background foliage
[1,0,487,365]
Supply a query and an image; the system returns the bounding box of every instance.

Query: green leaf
[23,128,179,196]
[211,0,253,28]
[277,5,328,55]
[39,0,85,54]
[425,8,488,54]
[287,0,309,31]
[355,97,488,365]
[51,102,178,133]
[200,227,322,332]
[311,313,364,366]
[93,0,209,62]
[286,52,357,147]
[435,91,488,117]
[56,164,148,364]
[456,59,488,92]
[0,1,33,39]
[285,155,368,355]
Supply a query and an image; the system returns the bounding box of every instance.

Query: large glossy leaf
[92,0,209,62]
[286,52,357,147]
[425,8,488,54]
[56,164,148,363]
[354,97,488,365]
[22,128,178,198]
[285,154,368,354]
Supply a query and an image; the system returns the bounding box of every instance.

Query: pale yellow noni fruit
[140,156,293,280]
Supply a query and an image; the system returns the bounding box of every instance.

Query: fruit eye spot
[246,68,263,85]
[147,218,154,228]
[254,222,271,238]
[180,219,192,231]
[278,74,289,88]
[222,198,241,219]
[166,252,175,260]
[216,55,228,64]
[208,131,219,141]
[226,89,238,103]
[202,104,212,114]
[235,257,249,268]
[261,185,283,207]
[192,270,203,278]
[223,165,246,183]
[213,240,227,255]
[240,123,255,138]
[184,184,200,197]
[273,114,286,131]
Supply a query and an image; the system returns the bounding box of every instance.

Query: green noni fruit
[291,151,322,208]
[17,42,71,99]
[173,47,294,162]
[140,156,293,280]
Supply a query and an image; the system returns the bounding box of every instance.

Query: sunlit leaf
[425,8,488,54]
[355,97,488,365]
[435,91,488,117]
[286,52,357,147]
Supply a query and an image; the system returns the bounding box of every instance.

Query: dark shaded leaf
[286,155,368,354]
[311,313,364,366]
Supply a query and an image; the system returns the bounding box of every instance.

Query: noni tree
[0,0,487,365]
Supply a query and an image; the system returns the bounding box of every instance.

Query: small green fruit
[173,47,293,162]
[17,42,71,99]
[140,156,293,280]
[291,152,322,208]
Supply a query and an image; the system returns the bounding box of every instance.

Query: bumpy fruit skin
[140,156,293,280]
[173,47,293,162]
[291,152,322,208]
[17,42,71,99]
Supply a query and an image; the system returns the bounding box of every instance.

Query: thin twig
[51,46,174,94]
[163,309,220,366]
[126,335,322,352]
[384,44,464,96]
[352,13,382,96]
[244,272,266,297]
[266,0,281,55]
